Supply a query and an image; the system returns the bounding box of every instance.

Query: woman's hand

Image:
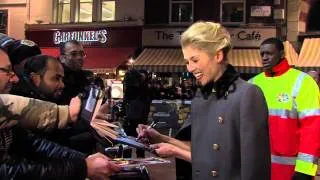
[136,124,163,144]
[150,143,178,158]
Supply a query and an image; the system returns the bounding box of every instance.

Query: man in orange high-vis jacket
[250,38,320,180]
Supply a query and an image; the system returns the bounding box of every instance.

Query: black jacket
[0,127,87,180]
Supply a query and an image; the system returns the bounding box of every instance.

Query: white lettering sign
[53,29,108,44]
[251,6,272,17]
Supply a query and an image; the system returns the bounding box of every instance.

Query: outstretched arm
[0,94,80,131]
[136,124,191,151]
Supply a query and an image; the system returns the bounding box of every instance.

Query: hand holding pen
[136,122,163,144]
[147,121,157,129]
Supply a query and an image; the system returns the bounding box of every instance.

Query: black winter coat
[0,127,87,180]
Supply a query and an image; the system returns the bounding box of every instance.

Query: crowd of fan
[147,78,196,100]
[0,34,120,180]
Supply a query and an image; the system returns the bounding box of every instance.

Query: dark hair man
[123,69,152,158]
[250,37,320,180]
[59,40,93,105]
[60,40,85,71]
[12,55,65,103]
[59,40,101,153]
[13,54,98,153]
[0,48,120,179]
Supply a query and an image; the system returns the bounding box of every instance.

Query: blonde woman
[137,21,270,180]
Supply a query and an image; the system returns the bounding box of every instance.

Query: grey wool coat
[190,65,270,180]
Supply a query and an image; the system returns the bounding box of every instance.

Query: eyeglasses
[64,51,86,58]
[0,67,16,77]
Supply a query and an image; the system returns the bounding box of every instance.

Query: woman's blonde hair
[180,21,232,58]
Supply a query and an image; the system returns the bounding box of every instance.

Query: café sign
[228,28,276,47]
[142,27,276,48]
[53,29,108,44]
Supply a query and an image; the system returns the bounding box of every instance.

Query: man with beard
[13,55,65,103]
[59,40,93,105]
[12,54,77,148]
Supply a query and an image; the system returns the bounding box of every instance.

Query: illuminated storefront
[25,24,142,76]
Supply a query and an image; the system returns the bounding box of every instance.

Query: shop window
[170,0,193,24]
[79,0,93,22]
[0,10,8,34]
[145,0,169,24]
[101,0,115,21]
[58,0,71,23]
[220,0,245,25]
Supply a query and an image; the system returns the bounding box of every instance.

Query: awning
[41,47,135,73]
[228,49,262,73]
[296,38,320,71]
[283,41,298,66]
[229,41,297,73]
[134,42,297,73]
[133,48,186,72]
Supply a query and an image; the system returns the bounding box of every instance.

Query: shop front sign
[53,29,108,44]
[26,26,142,47]
[143,27,276,48]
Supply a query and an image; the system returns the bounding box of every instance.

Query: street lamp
[128,57,134,68]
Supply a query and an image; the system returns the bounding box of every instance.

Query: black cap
[7,40,42,65]
[0,33,15,52]
[0,33,41,65]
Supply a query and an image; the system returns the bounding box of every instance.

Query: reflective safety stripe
[248,78,254,84]
[269,108,320,120]
[299,109,320,119]
[271,155,296,165]
[297,152,319,164]
[269,109,298,119]
[291,72,307,98]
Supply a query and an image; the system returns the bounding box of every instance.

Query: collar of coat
[264,58,290,77]
[201,64,240,99]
